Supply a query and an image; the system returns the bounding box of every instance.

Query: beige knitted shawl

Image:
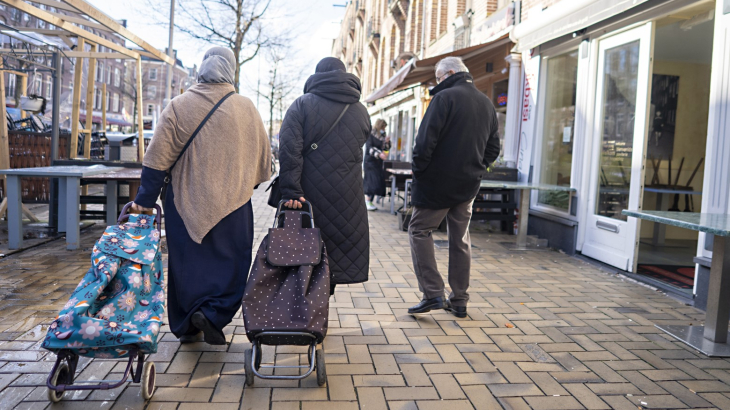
[144,82,272,243]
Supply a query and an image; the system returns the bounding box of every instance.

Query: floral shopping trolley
[41,203,165,402]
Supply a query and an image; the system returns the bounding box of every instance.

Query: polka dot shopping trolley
[242,201,330,387]
[41,203,165,402]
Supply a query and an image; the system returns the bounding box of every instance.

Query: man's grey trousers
[408,198,474,307]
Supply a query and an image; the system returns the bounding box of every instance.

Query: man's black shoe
[191,311,227,345]
[408,297,446,314]
[445,301,467,318]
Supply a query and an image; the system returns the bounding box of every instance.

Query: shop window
[537,49,579,211]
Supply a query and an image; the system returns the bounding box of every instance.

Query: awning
[363,35,512,103]
[512,0,649,52]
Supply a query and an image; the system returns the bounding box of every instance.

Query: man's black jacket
[411,72,501,209]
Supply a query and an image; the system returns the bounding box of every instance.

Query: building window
[106,91,110,110]
[106,68,112,84]
[537,49,579,211]
[149,68,157,80]
[146,104,154,116]
[114,67,121,87]
[34,74,42,96]
[95,87,102,109]
[112,93,119,112]
[147,85,156,99]
[46,78,52,99]
[6,74,16,98]
[97,63,104,82]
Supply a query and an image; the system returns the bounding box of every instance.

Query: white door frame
[580,22,655,272]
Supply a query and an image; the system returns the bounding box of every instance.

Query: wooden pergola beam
[0,0,140,59]
[32,0,77,13]
[69,37,84,159]
[83,42,96,159]
[61,0,175,65]
[0,49,136,59]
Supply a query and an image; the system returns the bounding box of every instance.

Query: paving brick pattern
[0,187,729,409]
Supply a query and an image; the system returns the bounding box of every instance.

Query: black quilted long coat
[279,58,371,285]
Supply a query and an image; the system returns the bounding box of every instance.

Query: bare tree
[250,48,301,142]
[150,0,288,93]
[120,68,150,133]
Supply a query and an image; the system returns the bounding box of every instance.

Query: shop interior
[635,0,715,293]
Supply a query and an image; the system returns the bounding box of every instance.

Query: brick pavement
[0,187,729,409]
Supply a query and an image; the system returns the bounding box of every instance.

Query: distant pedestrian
[278,57,371,294]
[408,57,501,318]
[132,47,271,345]
[363,119,390,211]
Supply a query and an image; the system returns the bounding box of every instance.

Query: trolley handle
[274,200,315,229]
[118,202,162,228]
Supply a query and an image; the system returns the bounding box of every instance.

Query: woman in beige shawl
[132,47,271,345]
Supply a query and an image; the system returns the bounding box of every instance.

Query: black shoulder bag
[266,104,351,208]
[161,91,235,202]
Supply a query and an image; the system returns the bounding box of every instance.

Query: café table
[643,186,702,246]
[622,210,730,357]
[480,181,575,249]
[82,168,142,226]
[385,168,413,215]
[0,165,122,250]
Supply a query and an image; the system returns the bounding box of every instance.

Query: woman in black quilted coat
[279,57,371,293]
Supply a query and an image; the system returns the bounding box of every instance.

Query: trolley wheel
[244,349,255,386]
[47,362,71,403]
[315,349,326,387]
[140,361,156,400]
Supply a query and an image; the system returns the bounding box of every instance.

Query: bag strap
[168,90,236,174]
[303,104,350,156]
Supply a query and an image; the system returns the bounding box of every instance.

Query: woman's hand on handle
[284,197,306,209]
[131,202,154,214]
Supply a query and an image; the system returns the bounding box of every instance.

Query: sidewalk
[0,186,728,410]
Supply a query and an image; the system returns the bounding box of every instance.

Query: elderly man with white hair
[407,56,501,318]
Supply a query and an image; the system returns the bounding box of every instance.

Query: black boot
[179,331,203,344]
[191,311,227,345]
[408,297,446,314]
[445,300,467,318]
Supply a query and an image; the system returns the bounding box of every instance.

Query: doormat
[636,264,694,289]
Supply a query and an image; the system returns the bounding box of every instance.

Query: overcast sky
[87,0,347,113]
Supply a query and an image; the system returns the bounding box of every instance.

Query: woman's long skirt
[363,161,386,198]
[163,184,254,337]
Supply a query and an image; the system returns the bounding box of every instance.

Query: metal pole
[49,51,62,231]
[164,0,175,107]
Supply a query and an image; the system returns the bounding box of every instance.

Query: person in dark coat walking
[407,57,501,318]
[363,119,390,211]
[131,47,271,345]
[279,57,371,293]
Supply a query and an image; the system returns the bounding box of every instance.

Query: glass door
[582,23,654,271]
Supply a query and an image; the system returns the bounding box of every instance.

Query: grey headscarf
[197,47,236,85]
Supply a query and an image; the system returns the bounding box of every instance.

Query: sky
[87,0,347,114]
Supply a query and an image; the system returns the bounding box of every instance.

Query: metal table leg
[58,178,67,233]
[64,177,81,250]
[516,188,529,248]
[655,235,730,356]
[390,176,397,215]
[106,181,118,227]
[6,175,23,250]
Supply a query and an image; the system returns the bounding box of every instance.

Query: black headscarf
[303,57,362,104]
